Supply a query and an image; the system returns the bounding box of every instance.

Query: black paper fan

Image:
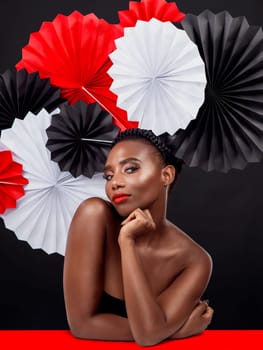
[172,11,263,172]
[46,101,120,178]
[0,68,64,133]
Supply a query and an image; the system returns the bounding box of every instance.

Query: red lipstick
[112,193,130,204]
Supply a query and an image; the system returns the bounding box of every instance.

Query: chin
[113,202,149,218]
[113,205,133,218]
[111,200,136,217]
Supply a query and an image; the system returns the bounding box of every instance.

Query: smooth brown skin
[63,140,213,346]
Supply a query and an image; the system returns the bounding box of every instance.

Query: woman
[63,128,213,346]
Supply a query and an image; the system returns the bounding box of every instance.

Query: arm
[170,301,214,339]
[118,208,212,346]
[63,197,133,341]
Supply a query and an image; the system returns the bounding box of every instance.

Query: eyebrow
[104,157,141,172]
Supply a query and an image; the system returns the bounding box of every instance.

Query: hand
[170,300,214,339]
[118,208,156,243]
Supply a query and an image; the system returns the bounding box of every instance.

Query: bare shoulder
[74,197,114,219]
[65,197,118,252]
[69,197,120,231]
[167,221,213,274]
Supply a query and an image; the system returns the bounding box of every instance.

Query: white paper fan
[0,109,106,255]
[108,18,206,135]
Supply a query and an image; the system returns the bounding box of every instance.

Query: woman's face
[104,139,167,217]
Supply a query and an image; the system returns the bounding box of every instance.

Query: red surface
[0,330,262,350]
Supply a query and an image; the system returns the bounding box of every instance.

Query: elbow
[68,317,93,340]
[132,325,165,347]
[134,335,162,347]
[133,316,179,346]
[69,322,85,339]
[70,325,85,339]
[135,339,161,347]
[70,327,83,340]
[70,325,94,340]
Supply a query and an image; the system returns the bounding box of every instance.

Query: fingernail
[204,299,209,306]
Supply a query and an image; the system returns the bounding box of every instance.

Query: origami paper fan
[118,0,185,27]
[0,68,64,133]
[16,11,138,131]
[0,150,28,214]
[0,109,107,255]
[108,18,206,135]
[171,10,263,172]
[46,101,119,178]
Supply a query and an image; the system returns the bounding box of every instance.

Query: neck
[136,190,169,247]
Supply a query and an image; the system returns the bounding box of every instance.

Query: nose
[111,173,125,190]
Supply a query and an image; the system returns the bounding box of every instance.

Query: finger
[202,308,214,326]
[143,209,153,220]
[134,208,148,219]
[192,301,208,316]
[121,208,143,225]
[131,208,152,221]
[203,299,209,306]
[142,209,156,230]
[121,210,137,225]
[203,306,214,319]
[136,208,155,225]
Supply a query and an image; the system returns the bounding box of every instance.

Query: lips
[112,193,130,204]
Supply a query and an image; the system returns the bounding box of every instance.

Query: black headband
[112,128,184,172]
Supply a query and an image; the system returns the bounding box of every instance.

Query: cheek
[105,182,111,199]
[129,170,162,191]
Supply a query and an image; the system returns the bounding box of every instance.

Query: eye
[125,166,139,174]
[103,173,113,181]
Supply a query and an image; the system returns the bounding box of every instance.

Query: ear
[161,165,176,187]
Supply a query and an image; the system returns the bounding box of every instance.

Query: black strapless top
[97,291,127,318]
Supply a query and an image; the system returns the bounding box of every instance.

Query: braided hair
[112,128,184,173]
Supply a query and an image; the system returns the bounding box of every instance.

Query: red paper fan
[118,0,185,27]
[16,11,137,131]
[0,150,28,214]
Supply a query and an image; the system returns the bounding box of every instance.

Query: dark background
[0,0,263,329]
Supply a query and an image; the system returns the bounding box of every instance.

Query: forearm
[70,312,133,341]
[169,323,202,339]
[119,237,171,345]
[169,301,213,339]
